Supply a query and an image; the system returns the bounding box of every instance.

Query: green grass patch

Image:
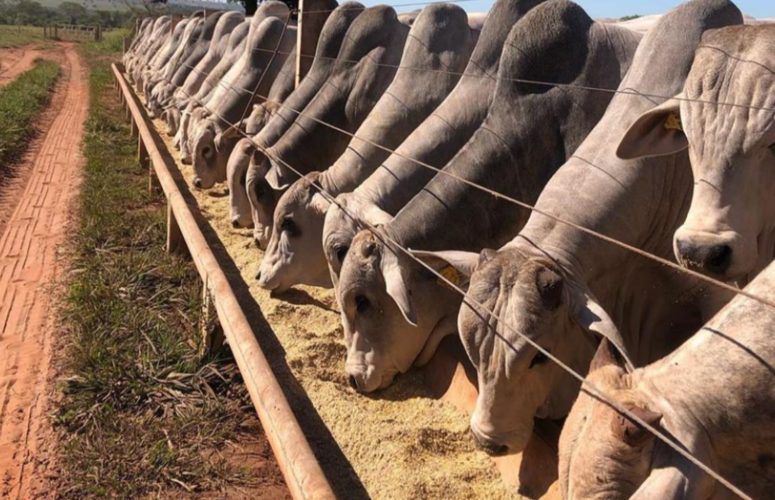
[0,24,45,48]
[55,34,274,498]
[0,58,59,166]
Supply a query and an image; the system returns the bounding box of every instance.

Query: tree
[59,1,87,24]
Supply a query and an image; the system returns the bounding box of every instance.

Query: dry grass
[53,33,287,498]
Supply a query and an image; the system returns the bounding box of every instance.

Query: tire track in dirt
[0,46,43,87]
[0,44,87,499]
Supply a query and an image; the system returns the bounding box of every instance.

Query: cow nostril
[255,270,262,281]
[193,178,202,189]
[347,375,358,390]
[231,218,239,228]
[705,244,732,274]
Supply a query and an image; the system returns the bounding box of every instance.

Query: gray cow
[245,5,416,247]
[256,3,478,292]
[420,0,742,458]
[337,0,641,394]
[321,0,545,282]
[617,25,775,283]
[559,260,775,499]
[161,11,245,133]
[144,15,204,107]
[172,20,250,154]
[244,1,366,247]
[147,12,225,117]
[188,3,297,189]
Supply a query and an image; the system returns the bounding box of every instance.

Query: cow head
[559,340,661,499]
[617,30,775,281]
[336,231,463,393]
[441,246,632,456]
[227,138,255,228]
[192,121,219,188]
[257,172,333,292]
[246,151,279,250]
[322,193,392,287]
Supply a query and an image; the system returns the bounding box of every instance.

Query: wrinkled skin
[617,25,775,282]
[560,261,775,499]
[453,249,600,455]
[558,352,659,500]
[257,173,333,291]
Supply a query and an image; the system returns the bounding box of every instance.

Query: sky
[350,0,773,19]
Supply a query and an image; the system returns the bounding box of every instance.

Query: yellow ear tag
[438,265,460,287]
[664,111,683,132]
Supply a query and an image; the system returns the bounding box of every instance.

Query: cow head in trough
[417,246,633,456]
[246,152,280,249]
[336,231,467,393]
[617,26,775,282]
[227,137,256,228]
[558,340,662,500]
[192,120,242,189]
[257,172,333,291]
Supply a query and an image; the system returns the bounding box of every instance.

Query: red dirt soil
[0,43,85,498]
[0,46,44,87]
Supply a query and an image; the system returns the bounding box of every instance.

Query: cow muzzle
[673,227,753,279]
[470,428,509,456]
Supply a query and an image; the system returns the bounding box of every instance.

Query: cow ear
[381,247,417,326]
[569,284,635,372]
[265,164,290,190]
[612,403,662,447]
[616,95,688,160]
[214,124,240,151]
[409,250,479,290]
[589,338,628,372]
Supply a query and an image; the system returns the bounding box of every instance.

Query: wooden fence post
[294,0,336,87]
[166,204,187,256]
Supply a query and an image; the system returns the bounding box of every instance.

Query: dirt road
[0,44,87,498]
[0,46,43,87]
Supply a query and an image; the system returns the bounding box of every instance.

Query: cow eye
[769,142,775,156]
[202,146,213,159]
[335,245,349,263]
[281,217,298,236]
[239,174,246,187]
[529,349,550,368]
[355,294,370,314]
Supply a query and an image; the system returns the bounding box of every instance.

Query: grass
[54,30,280,498]
[0,24,45,48]
[0,58,59,166]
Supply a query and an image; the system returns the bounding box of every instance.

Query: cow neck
[351,0,539,214]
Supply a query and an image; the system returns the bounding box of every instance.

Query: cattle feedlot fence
[44,24,103,42]
[121,8,775,498]
[112,63,336,500]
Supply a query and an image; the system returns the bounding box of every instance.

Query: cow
[256,2,478,292]
[558,261,775,499]
[321,0,545,282]
[144,15,205,106]
[414,0,742,458]
[335,0,642,395]
[147,12,225,117]
[158,11,245,132]
[187,2,297,189]
[616,25,775,283]
[244,1,366,247]
[172,20,250,154]
[225,48,300,229]
[244,5,417,247]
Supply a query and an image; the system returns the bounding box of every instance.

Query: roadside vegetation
[0,58,58,164]
[54,32,285,497]
[0,24,45,47]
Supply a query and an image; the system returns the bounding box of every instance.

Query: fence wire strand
[124,24,772,499]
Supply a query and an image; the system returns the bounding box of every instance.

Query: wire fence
[124,15,774,498]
